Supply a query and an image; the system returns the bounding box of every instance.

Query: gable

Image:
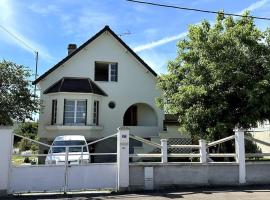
[33,26,157,85]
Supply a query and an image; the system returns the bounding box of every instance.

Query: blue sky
[1,0,270,79]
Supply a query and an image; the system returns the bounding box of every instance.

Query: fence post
[234,128,246,184]
[117,127,129,191]
[161,139,168,163]
[0,126,13,195]
[199,139,207,163]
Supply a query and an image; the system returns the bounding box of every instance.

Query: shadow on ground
[3,185,270,200]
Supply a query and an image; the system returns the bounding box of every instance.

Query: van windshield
[51,140,88,153]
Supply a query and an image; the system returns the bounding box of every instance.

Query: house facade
[34,26,164,146]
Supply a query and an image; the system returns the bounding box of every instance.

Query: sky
[1,0,270,79]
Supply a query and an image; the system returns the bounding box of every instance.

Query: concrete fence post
[199,139,207,163]
[234,128,246,184]
[117,127,129,191]
[0,127,14,195]
[161,139,168,163]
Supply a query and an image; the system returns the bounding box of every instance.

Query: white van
[45,135,90,165]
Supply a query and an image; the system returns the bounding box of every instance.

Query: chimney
[67,44,77,55]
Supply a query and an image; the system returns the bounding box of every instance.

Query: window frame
[93,100,99,125]
[63,99,87,125]
[51,99,57,125]
[95,62,118,82]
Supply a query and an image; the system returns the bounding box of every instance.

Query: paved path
[3,185,270,200]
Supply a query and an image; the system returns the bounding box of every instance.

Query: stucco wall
[129,163,240,190]
[246,162,270,184]
[0,127,13,194]
[137,103,157,126]
[38,31,164,140]
[251,131,270,155]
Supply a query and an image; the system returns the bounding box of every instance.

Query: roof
[43,77,107,96]
[164,114,179,125]
[33,25,157,85]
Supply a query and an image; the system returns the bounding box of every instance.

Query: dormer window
[95,62,118,82]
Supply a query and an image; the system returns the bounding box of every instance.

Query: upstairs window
[51,99,57,125]
[64,99,87,125]
[95,62,118,82]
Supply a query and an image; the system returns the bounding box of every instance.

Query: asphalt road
[3,185,270,200]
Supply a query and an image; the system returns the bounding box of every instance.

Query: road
[3,185,270,200]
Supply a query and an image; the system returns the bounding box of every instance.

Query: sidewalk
[3,185,270,200]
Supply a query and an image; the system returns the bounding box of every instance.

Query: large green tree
[157,12,270,140]
[0,60,38,125]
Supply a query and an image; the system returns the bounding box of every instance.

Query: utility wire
[127,0,270,21]
[0,24,39,103]
[0,24,37,54]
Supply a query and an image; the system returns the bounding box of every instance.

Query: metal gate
[9,133,118,193]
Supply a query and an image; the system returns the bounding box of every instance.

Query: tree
[157,12,270,141]
[0,60,38,125]
[14,122,38,151]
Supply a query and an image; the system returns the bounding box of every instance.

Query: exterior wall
[246,162,270,184]
[251,131,270,155]
[38,31,163,140]
[137,103,157,126]
[129,163,240,190]
[0,127,13,195]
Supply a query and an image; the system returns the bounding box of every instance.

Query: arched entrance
[123,103,157,126]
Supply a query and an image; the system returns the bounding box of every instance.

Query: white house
[34,26,187,159]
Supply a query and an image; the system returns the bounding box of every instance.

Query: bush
[14,122,39,152]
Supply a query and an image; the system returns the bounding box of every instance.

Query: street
[3,185,270,200]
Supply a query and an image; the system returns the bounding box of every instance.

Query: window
[95,62,118,82]
[64,100,87,125]
[51,99,57,125]
[93,100,99,125]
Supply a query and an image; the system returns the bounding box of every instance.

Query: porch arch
[123,103,158,126]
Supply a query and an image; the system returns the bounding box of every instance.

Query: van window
[52,140,88,152]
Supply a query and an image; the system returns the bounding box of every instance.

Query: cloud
[133,0,270,53]
[28,3,60,16]
[138,50,175,74]
[134,31,187,52]
[238,0,270,14]
[0,0,53,61]
[60,9,115,38]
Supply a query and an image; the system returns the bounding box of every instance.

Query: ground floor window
[93,100,99,125]
[51,99,57,125]
[64,99,87,125]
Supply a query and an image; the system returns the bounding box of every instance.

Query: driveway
[3,185,270,200]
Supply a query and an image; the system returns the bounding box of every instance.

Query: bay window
[64,99,87,125]
[93,100,99,125]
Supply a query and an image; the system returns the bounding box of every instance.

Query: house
[33,26,187,159]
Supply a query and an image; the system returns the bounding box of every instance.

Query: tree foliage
[14,122,38,151]
[157,12,270,140]
[0,60,38,125]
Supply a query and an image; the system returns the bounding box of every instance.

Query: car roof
[54,135,86,141]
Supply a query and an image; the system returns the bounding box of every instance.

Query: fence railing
[12,133,117,166]
[129,129,270,164]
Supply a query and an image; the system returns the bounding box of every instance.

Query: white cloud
[238,0,270,14]
[138,50,175,74]
[28,3,60,16]
[0,0,53,61]
[133,0,270,53]
[59,9,115,38]
[134,31,187,52]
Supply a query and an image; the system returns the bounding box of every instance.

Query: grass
[12,155,38,166]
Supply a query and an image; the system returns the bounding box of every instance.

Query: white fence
[1,126,270,195]
[0,127,129,194]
